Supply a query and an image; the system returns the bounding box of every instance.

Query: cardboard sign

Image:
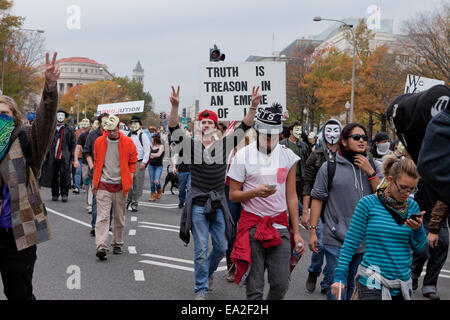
[96,100,144,116]
[404,74,445,94]
[198,62,286,121]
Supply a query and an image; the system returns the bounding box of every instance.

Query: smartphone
[267,184,277,189]
[410,214,421,221]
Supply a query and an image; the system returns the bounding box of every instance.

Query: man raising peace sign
[168,85,260,300]
[0,52,60,300]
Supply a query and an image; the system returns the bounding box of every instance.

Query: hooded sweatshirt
[311,152,372,253]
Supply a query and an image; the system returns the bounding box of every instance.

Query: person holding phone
[227,103,305,300]
[331,155,427,300]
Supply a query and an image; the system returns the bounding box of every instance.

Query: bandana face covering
[0,114,15,162]
[377,142,391,156]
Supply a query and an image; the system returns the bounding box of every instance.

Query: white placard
[404,74,445,94]
[96,100,144,116]
[198,62,286,121]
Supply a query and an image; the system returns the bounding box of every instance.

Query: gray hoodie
[311,152,372,252]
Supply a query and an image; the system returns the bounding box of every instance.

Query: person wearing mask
[148,134,165,201]
[331,155,427,300]
[169,85,258,300]
[0,52,59,299]
[73,119,91,194]
[84,113,112,236]
[308,123,380,300]
[279,121,310,207]
[92,115,137,261]
[369,132,391,179]
[301,118,342,294]
[228,103,305,300]
[40,108,76,203]
[126,116,151,212]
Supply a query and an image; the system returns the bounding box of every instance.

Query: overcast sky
[12,0,443,112]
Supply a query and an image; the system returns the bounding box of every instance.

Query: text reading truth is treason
[199,62,286,121]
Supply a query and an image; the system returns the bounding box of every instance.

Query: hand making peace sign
[250,85,261,109]
[170,85,180,108]
[44,52,60,88]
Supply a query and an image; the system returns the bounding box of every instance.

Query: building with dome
[132,61,144,86]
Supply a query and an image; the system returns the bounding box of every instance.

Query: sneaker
[73,188,80,194]
[423,292,440,300]
[62,195,68,202]
[225,264,236,282]
[306,272,318,293]
[52,196,58,201]
[113,247,122,255]
[86,206,92,214]
[90,229,95,237]
[320,288,327,295]
[96,249,107,261]
[194,291,207,300]
[178,202,184,209]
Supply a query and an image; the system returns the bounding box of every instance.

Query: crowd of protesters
[0,55,448,301]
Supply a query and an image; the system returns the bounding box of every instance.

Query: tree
[401,3,449,83]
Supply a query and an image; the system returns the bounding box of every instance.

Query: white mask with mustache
[56,112,66,123]
[292,126,302,139]
[324,124,340,145]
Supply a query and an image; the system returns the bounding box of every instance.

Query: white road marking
[131,216,138,222]
[140,260,194,272]
[138,225,179,233]
[139,221,179,229]
[138,202,179,208]
[128,246,137,254]
[134,270,145,281]
[142,253,193,264]
[129,229,136,236]
[46,207,113,235]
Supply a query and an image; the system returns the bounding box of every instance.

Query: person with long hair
[148,133,165,201]
[308,123,380,300]
[331,155,427,300]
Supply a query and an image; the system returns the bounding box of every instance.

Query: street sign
[96,100,144,116]
[198,62,286,121]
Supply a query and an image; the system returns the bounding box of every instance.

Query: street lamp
[345,101,350,124]
[1,28,44,95]
[313,16,356,122]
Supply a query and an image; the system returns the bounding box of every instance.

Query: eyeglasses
[350,134,368,142]
[394,182,418,194]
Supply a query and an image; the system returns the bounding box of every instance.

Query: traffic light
[182,108,186,118]
[160,112,163,119]
[210,44,225,62]
[163,112,167,119]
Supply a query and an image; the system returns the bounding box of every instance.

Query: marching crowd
[0,52,449,301]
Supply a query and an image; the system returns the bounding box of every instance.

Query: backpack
[128,131,144,147]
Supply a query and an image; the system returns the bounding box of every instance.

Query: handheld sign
[404,75,445,94]
[199,62,286,121]
[96,100,144,116]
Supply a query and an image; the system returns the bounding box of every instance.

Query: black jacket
[40,123,76,187]
[279,138,310,180]
[302,145,329,197]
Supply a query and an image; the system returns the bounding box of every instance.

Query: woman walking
[331,155,427,300]
[148,134,165,201]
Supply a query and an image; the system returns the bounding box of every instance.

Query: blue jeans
[191,205,228,293]
[74,159,83,190]
[148,165,163,192]
[225,184,241,261]
[178,172,191,203]
[323,244,363,300]
[307,219,328,290]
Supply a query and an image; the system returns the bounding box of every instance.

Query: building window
[78,68,82,73]
[71,68,74,72]
[85,68,88,73]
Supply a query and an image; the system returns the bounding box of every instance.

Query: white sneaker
[194,291,207,300]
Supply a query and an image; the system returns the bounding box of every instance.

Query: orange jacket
[93,131,138,196]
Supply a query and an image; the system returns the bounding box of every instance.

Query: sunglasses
[350,134,368,142]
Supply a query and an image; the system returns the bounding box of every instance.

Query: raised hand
[170,86,180,108]
[250,86,261,108]
[44,52,60,88]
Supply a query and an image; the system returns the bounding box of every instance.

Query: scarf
[376,183,410,226]
[0,114,15,162]
[338,148,367,165]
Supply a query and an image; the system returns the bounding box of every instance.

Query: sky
[11,0,443,112]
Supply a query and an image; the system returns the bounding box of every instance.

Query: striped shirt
[334,194,427,296]
[169,123,250,195]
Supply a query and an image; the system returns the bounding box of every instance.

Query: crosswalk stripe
[139,221,179,229]
[138,225,179,233]
[140,260,194,272]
